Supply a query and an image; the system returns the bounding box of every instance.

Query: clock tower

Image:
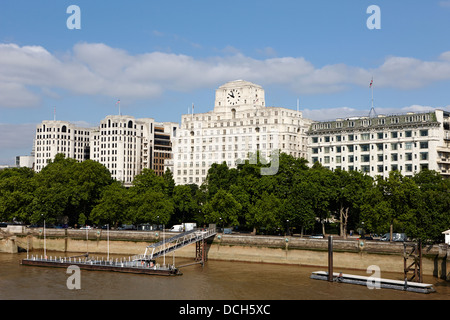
[214,80,265,113]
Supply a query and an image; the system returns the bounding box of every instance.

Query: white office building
[34,120,92,172]
[173,80,312,185]
[89,115,178,185]
[307,110,450,178]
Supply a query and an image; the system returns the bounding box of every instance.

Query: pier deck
[310,271,435,294]
[21,255,181,276]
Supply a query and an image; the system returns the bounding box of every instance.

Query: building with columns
[172,80,312,185]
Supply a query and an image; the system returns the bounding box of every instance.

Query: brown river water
[1,251,449,301]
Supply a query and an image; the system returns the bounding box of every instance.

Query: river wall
[4,228,450,280]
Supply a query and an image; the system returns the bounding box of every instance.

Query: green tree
[331,169,373,238]
[204,189,241,228]
[246,191,283,234]
[90,181,131,227]
[0,167,36,223]
[172,184,199,224]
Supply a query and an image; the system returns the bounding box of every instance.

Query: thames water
[1,251,449,300]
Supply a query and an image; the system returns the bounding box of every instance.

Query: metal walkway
[132,228,216,262]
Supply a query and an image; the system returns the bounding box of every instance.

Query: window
[391,154,398,162]
[361,133,370,140]
[312,137,318,143]
[406,153,413,161]
[391,143,398,150]
[361,144,370,152]
[348,134,354,141]
[405,142,413,150]
[377,132,383,139]
[420,152,428,160]
[420,129,428,137]
[391,132,398,138]
[420,141,428,149]
[362,155,370,162]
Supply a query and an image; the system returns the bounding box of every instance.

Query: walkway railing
[132,227,216,261]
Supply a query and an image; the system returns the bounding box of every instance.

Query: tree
[132,168,168,194]
[204,189,241,228]
[132,191,174,226]
[172,185,199,224]
[306,163,335,235]
[246,192,283,234]
[204,162,238,199]
[331,169,373,238]
[90,181,131,227]
[0,167,36,223]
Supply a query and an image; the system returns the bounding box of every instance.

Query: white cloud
[1,43,450,109]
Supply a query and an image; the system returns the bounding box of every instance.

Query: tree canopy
[1,152,449,243]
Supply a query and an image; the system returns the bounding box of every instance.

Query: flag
[369,79,373,87]
[116,99,120,104]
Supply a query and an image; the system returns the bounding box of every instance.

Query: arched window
[61,125,67,133]
[128,120,133,128]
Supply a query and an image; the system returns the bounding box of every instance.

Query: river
[1,251,449,302]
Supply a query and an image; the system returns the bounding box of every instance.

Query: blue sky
[1,0,450,164]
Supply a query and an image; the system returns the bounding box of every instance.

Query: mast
[369,77,377,118]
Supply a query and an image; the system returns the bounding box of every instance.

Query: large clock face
[227,89,241,106]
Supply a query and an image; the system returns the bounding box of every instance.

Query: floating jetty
[21,254,181,276]
[20,227,217,276]
[310,271,436,294]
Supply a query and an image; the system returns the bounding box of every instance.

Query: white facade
[173,80,312,185]
[34,121,91,172]
[307,110,450,178]
[89,115,178,185]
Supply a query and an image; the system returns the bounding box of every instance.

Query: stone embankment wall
[6,228,450,280]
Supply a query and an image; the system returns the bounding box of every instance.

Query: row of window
[320,164,429,174]
[312,152,429,164]
[312,141,429,154]
[311,129,429,143]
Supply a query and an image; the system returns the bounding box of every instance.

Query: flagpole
[371,77,374,110]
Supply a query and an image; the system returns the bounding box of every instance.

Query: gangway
[132,227,216,263]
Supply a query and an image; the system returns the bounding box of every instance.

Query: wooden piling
[328,236,333,282]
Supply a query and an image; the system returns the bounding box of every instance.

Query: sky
[1,0,450,165]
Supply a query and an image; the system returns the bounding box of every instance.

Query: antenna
[297,98,299,113]
[369,77,377,118]
[116,99,121,115]
[53,107,56,121]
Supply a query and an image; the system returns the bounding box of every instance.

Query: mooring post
[328,235,333,282]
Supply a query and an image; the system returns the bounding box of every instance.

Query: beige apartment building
[307,110,450,178]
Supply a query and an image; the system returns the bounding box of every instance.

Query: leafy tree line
[0,153,449,243]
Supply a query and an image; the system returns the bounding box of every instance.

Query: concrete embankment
[4,228,450,280]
